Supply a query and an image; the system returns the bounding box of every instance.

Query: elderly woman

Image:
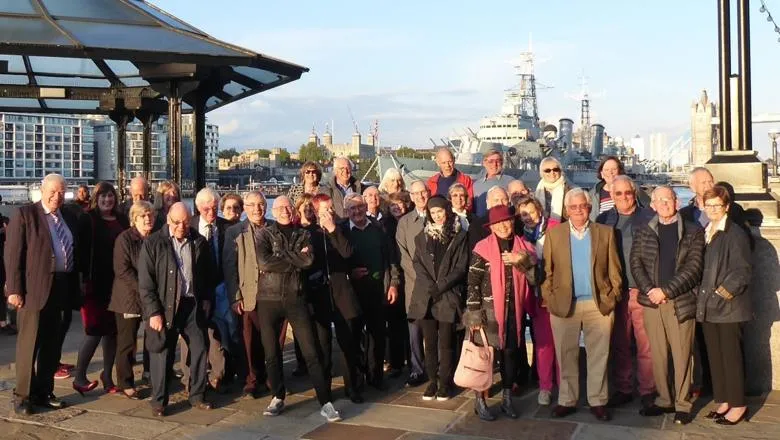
[465,205,537,420]
[448,183,473,231]
[697,185,752,426]
[386,191,411,220]
[288,161,325,205]
[408,196,469,402]
[220,193,243,225]
[588,156,650,220]
[515,196,560,405]
[378,168,406,196]
[152,180,180,231]
[73,182,130,395]
[108,201,154,399]
[534,157,571,222]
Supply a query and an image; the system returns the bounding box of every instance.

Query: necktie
[207,223,218,264]
[51,212,73,271]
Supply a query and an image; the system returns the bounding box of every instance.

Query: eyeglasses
[704,203,725,209]
[543,168,561,173]
[613,190,635,196]
[653,197,675,204]
[566,203,589,211]
[485,159,503,165]
[304,170,318,175]
[244,203,265,210]
[411,190,428,197]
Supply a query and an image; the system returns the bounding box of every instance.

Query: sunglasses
[613,190,634,196]
[543,168,561,173]
[304,170,318,175]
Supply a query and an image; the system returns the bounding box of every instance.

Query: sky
[156,0,780,159]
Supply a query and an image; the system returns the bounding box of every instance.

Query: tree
[277,150,291,165]
[256,148,271,158]
[298,142,329,163]
[217,148,239,159]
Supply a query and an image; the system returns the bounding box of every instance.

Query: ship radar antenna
[567,70,603,154]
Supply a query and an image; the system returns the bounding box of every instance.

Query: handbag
[453,327,494,392]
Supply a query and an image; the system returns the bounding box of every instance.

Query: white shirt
[569,220,590,240]
[349,219,370,231]
[705,214,728,244]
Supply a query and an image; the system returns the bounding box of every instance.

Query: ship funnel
[591,123,605,157]
[558,118,574,151]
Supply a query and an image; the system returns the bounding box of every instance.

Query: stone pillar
[109,108,133,200]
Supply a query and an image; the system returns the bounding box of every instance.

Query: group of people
[3,148,754,429]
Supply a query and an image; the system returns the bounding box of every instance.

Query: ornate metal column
[108,108,133,200]
[717,0,732,152]
[192,93,207,191]
[737,0,752,151]
[168,84,182,185]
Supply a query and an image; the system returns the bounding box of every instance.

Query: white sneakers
[320,402,342,422]
[263,397,285,416]
[538,390,552,406]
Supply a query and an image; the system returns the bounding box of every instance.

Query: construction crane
[348,106,360,134]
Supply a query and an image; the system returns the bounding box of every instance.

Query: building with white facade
[93,117,168,183]
[629,134,646,160]
[1,112,94,184]
[649,132,668,161]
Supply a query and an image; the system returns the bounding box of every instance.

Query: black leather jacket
[256,222,313,301]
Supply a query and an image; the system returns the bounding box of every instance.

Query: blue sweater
[571,229,594,302]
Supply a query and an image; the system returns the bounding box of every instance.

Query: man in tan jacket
[223,191,268,398]
[541,187,623,422]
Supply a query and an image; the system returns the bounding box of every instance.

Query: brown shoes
[192,401,213,411]
[551,405,576,418]
[590,405,611,421]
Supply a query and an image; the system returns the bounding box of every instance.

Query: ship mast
[507,40,540,125]
[578,73,591,153]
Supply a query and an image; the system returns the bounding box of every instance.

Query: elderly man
[679,167,714,228]
[121,176,151,216]
[363,185,384,220]
[427,147,474,207]
[595,176,655,409]
[508,179,530,201]
[630,186,704,425]
[343,194,400,390]
[138,202,214,417]
[223,191,269,398]
[468,185,510,249]
[5,174,80,415]
[323,157,364,218]
[542,188,622,422]
[396,180,430,386]
[180,188,232,392]
[254,196,341,422]
[472,149,514,217]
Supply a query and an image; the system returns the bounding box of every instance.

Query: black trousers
[240,308,268,392]
[115,314,141,390]
[354,279,386,384]
[256,296,331,405]
[310,302,361,394]
[419,319,455,387]
[499,311,519,389]
[149,298,207,408]
[15,275,68,399]
[701,321,745,407]
[386,301,407,370]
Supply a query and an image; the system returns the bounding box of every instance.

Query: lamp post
[770,129,780,176]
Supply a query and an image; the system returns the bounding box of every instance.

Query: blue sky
[157,0,780,158]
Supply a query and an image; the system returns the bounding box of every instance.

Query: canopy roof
[0,0,308,114]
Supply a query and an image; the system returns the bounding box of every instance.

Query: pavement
[0,314,778,440]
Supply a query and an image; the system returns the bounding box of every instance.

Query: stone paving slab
[54,412,179,439]
[302,422,408,440]
[532,404,666,430]
[70,393,147,414]
[573,424,685,440]
[337,401,462,434]
[389,391,470,412]
[447,413,578,439]
[397,433,497,440]
[0,420,123,440]
[212,410,326,439]
[124,401,235,426]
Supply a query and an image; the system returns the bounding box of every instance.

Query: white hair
[378,168,403,193]
[688,166,713,185]
[612,174,636,192]
[42,173,66,189]
[409,179,428,193]
[344,193,365,208]
[651,185,677,201]
[539,157,562,178]
[195,187,220,207]
[563,187,589,207]
[486,185,508,209]
[435,146,455,161]
[333,156,353,169]
[244,190,266,207]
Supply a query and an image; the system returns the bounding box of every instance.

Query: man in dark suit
[138,202,214,417]
[321,157,364,219]
[4,173,80,415]
[121,176,151,216]
[181,188,231,391]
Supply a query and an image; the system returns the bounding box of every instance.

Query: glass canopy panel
[29,56,103,77]
[206,97,221,107]
[0,16,72,46]
[103,59,139,76]
[120,77,150,87]
[0,97,41,108]
[57,20,247,57]
[233,66,284,84]
[129,1,204,35]
[43,99,99,110]
[223,81,249,97]
[35,76,111,87]
[43,0,153,24]
[0,55,25,73]
[0,0,37,14]
[0,74,29,85]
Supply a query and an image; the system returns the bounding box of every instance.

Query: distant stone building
[310,128,375,159]
[691,90,718,166]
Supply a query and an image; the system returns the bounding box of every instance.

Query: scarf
[535,176,566,222]
[474,233,535,349]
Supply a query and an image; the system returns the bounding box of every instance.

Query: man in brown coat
[541,187,622,422]
[4,173,80,415]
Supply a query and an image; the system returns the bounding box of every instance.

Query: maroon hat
[484,205,514,228]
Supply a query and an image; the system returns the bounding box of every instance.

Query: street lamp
[770,129,780,176]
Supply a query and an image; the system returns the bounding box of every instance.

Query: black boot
[500,388,518,418]
[474,392,496,421]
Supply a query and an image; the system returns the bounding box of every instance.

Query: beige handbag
[453,327,494,391]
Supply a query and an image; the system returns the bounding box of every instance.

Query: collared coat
[109,227,146,315]
[190,214,229,284]
[321,175,364,219]
[223,219,267,312]
[395,209,426,311]
[541,221,623,318]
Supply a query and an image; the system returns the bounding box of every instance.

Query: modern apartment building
[0,112,95,184]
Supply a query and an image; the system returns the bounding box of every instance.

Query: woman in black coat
[408,196,469,402]
[303,193,365,403]
[697,185,752,425]
[108,201,155,399]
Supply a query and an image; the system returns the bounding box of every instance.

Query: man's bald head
[272,196,294,225]
[486,186,509,209]
[167,202,191,240]
[130,176,150,201]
